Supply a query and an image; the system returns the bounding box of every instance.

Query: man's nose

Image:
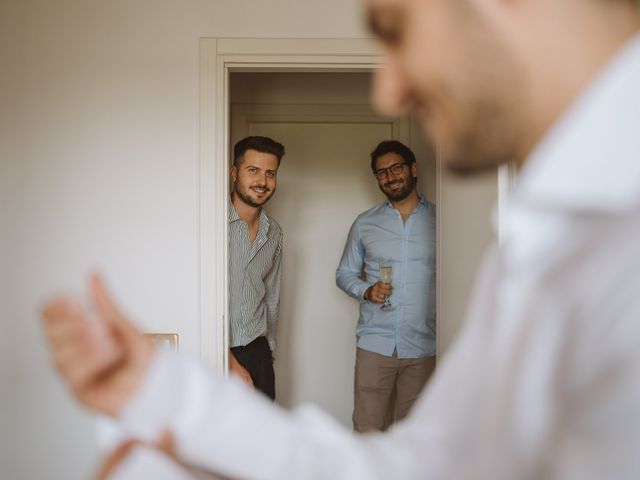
[256,172,268,184]
[372,54,409,117]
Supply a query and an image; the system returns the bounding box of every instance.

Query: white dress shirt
[111,33,640,480]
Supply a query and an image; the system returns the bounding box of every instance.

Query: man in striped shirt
[228,136,284,400]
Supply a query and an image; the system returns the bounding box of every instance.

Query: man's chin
[384,189,412,202]
[237,192,271,208]
[249,197,270,207]
[441,129,521,177]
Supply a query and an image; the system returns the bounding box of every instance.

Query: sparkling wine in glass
[379,262,394,311]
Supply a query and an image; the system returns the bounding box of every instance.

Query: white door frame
[199,38,386,372]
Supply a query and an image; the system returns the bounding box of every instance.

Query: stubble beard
[382,175,416,202]
[443,101,521,177]
[235,183,274,208]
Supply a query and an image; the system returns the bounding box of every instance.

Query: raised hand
[41,273,155,416]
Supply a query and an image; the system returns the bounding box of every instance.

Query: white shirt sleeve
[116,345,466,480]
[108,444,200,480]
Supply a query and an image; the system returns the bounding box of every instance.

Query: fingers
[229,361,254,387]
[95,431,182,480]
[42,297,116,392]
[367,282,392,304]
[95,439,140,480]
[243,370,254,387]
[43,297,84,343]
[371,291,386,303]
[42,297,83,332]
[90,273,142,342]
[370,290,383,303]
[155,429,176,457]
[90,273,129,329]
[90,273,121,324]
[42,276,155,415]
[238,367,254,387]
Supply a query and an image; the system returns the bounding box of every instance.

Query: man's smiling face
[366,0,529,174]
[232,149,279,208]
[374,152,417,202]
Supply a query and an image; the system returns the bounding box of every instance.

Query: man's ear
[411,162,418,178]
[230,165,237,183]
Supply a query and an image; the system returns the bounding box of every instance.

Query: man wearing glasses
[336,140,436,432]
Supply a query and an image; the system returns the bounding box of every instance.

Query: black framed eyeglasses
[373,162,407,180]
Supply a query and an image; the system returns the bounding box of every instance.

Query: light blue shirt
[336,195,436,358]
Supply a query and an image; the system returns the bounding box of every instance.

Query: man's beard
[381,176,416,202]
[443,103,520,177]
[435,53,526,176]
[235,183,274,208]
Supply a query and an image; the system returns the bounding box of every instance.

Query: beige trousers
[353,347,436,433]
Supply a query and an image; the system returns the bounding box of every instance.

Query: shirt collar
[229,201,241,223]
[229,201,270,231]
[512,33,640,214]
[385,192,427,211]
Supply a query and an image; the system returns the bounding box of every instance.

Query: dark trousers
[230,336,275,401]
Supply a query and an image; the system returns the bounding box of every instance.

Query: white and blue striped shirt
[228,203,283,351]
[336,195,436,358]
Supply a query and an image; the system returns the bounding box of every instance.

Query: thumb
[90,272,142,343]
[155,429,176,457]
[95,439,140,480]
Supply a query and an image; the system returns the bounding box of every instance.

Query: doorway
[230,71,437,426]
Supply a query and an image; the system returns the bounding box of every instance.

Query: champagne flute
[379,261,394,311]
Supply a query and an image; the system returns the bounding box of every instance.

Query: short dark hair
[233,136,285,167]
[370,140,416,171]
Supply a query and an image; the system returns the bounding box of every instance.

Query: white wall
[0,1,367,478]
[438,169,497,353]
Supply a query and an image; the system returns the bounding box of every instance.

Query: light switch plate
[144,333,179,351]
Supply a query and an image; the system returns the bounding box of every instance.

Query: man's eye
[266,172,276,178]
[248,168,258,174]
